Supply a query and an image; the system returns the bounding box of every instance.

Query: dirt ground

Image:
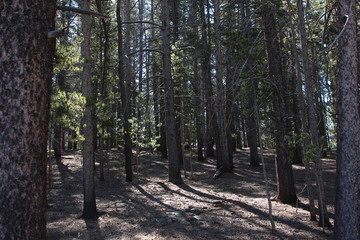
[46,149,335,239]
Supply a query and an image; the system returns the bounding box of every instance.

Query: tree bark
[161,0,182,184]
[0,0,56,238]
[285,0,317,219]
[81,0,97,219]
[335,0,360,238]
[200,0,215,158]
[117,0,133,182]
[214,0,232,172]
[260,0,297,204]
[246,82,260,166]
[296,0,330,226]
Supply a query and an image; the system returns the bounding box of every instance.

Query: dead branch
[47,29,65,39]
[56,5,109,19]
[121,21,162,28]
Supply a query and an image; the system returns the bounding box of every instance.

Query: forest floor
[47,148,335,240]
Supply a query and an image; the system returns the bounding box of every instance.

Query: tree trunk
[53,71,65,158]
[260,0,297,204]
[81,0,97,219]
[200,0,215,158]
[214,0,232,172]
[335,0,360,238]
[137,0,144,121]
[225,5,235,161]
[190,0,204,161]
[0,1,56,238]
[246,81,260,166]
[117,0,133,182]
[161,0,182,184]
[296,0,330,226]
[286,0,317,219]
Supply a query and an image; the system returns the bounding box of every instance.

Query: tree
[81,0,97,219]
[200,0,216,158]
[296,0,330,226]
[260,0,297,204]
[0,0,56,238]
[117,0,133,182]
[286,0,317,220]
[214,0,232,172]
[335,0,360,238]
[161,0,183,184]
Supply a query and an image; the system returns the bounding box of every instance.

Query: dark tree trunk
[297,0,330,226]
[161,0,182,184]
[214,0,232,172]
[335,0,360,238]
[160,91,168,159]
[200,0,215,158]
[81,0,97,219]
[225,5,235,161]
[53,71,65,158]
[117,0,133,182]
[189,0,204,161]
[290,71,303,165]
[246,81,260,166]
[0,0,56,238]
[260,0,297,204]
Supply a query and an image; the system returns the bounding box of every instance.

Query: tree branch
[121,21,162,28]
[324,15,349,52]
[56,5,109,19]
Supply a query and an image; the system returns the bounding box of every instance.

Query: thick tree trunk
[335,0,360,238]
[214,0,232,172]
[0,1,56,238]
[261,0,297,204]
[81,0,97,219]
[161,0,182,184]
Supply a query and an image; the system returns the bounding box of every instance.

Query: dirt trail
[47,149,334,239]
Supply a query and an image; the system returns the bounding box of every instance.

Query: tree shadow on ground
[47,149,334,239]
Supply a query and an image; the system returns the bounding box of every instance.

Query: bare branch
[324,15,349,52]
[127,48,163,57]
[47,29,65,39]
[121,21,162,28]
[56,5,109,19]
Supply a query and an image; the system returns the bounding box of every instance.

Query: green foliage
[53,40,81,75]
[304,144,319,164]
[130,116,159,152]
[51,87,86,142]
